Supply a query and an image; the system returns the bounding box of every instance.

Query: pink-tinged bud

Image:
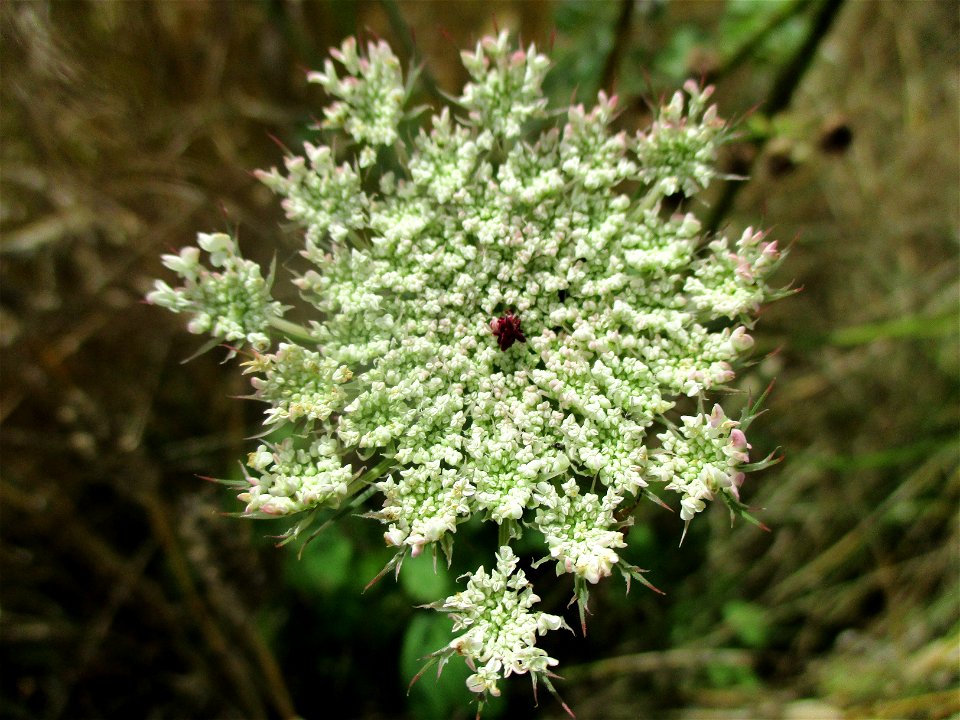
[511,49,526,66]
[731,253,754,281]
[714,363,736,383]
[730,429,751,450]
[384,528,405,547]
[740,226,765,247]
[595,91,617,111]
[731,326,755,352]
[760,241,780,262]
[709,404,725,428]
[725,430,750,464]
[727,473,744,501]
[284,155,305,172]
[683,79,707,97]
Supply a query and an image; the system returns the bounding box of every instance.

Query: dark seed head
[819,117,853,154]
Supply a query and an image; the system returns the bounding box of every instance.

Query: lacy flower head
[148,32,786,713]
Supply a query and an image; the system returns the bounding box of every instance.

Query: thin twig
[379,0,444,104]
[844,690,960,719]
[49,543,158,720]
[562,647,753,682]
[710,0,814,84]
[139,488,271,718]
[0,481,211,706]
[599,0,635,94]
[706,0,847,234]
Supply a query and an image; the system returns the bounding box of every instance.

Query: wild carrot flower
[148,32,785,709]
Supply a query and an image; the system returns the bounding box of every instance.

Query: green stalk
[269,316,316,344]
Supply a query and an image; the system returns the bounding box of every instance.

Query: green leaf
[400,614,473,720]
[706,660,760,689]
[399,550,452,603]
[828,312,958,346]
[723,600,771,649]
[284,527,353,594]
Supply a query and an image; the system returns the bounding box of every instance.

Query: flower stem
[356,455,396,487]
[269,316,316,343]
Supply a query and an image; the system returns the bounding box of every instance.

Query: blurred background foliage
[1,1,957,719]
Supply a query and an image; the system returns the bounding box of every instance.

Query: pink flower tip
[730,429,751,450]
[709,404,725,428]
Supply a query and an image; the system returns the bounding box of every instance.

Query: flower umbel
[150,33,786,712]
[422,546,569,699]
[147,232,285,351]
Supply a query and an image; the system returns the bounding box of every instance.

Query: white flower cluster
[242,343,353,425]
[147,232,284,351]
[430,546,569,698]
[308,37,406,156]
[256,144,369,247]
[634,80,725,197]
[534,480,627,585]
[459,33,550,145]
[373,461,474,558]
[685,226,781,319]
[650,404,753,524]
[239,437,353,515]
[150,33,785,706]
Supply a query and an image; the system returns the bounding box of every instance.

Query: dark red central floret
[490,312,526,351]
